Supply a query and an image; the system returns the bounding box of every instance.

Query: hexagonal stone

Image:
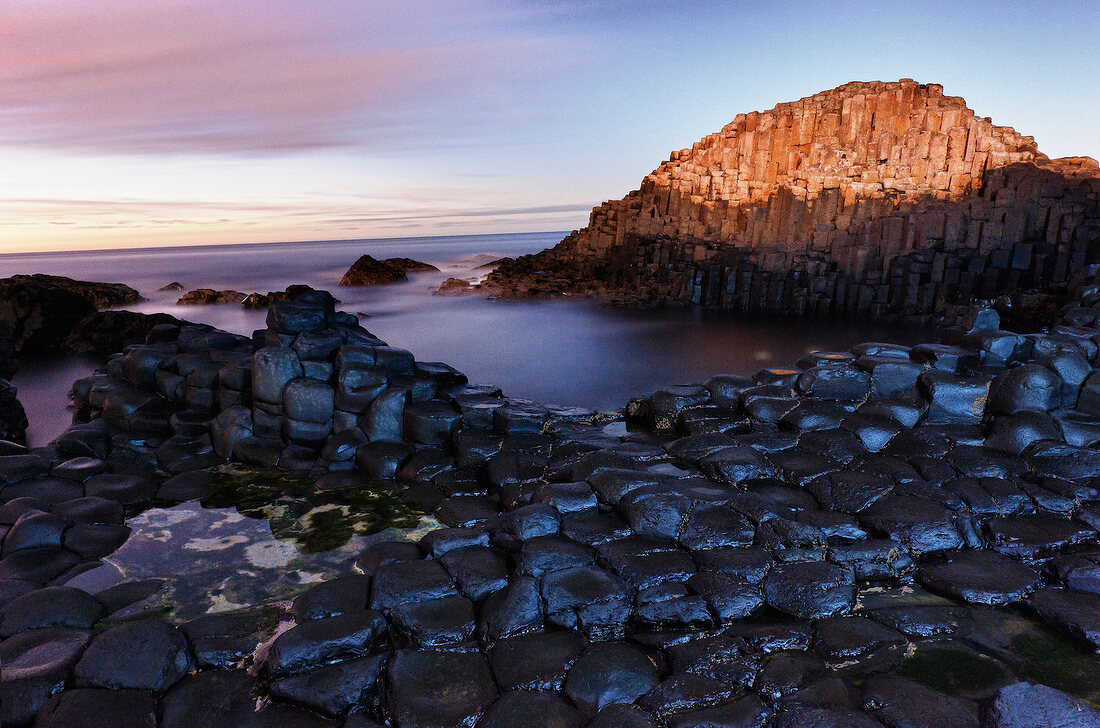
[488,630,585,691]
[390,595,475,648]
[986,681,1100,728]
[270,653,386,717]
[1029,588,1100,650]
[439,545,510,601]
[860,496,963,555]
[0,627,92,725]
[478,690,584,728]
[763,562,855,619]
[987,514,1095,560]
[685,572,763,622]
[812,616,907,659]
[0,586,104,637]
[564,642,659,714]
[36,688,157,728]
[542,565,632,637]
[667,694,771,728]
[160,668,256,728]
[266,612,386,676]
[182,606,276,669]
[918,372,990,425]
[74,619,194,692]
[862,675,978,728]
[917,551,1040,605]
[387,649,497,728]
[478,575,544,640]
[370,559,457,610]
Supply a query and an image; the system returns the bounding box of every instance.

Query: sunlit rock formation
[485,79,1100,322]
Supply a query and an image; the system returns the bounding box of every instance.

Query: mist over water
[2,232,933,445]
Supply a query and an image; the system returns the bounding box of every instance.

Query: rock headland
[484,80,1100,324]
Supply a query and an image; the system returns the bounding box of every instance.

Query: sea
[0,231,933,446]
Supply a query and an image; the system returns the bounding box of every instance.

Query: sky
[0,0,1097,254]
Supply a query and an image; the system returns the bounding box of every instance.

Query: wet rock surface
[2,284,1100,726]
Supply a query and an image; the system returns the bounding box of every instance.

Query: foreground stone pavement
[4,276,1100,726]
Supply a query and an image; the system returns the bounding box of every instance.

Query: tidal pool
[68,465,438,621]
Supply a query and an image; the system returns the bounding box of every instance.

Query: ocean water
[2,232,933,445]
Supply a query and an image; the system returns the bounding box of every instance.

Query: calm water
[2,232,933,445]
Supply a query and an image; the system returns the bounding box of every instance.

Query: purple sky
[1,0,1097,252]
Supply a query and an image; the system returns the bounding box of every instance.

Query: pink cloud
[0,0,540,154]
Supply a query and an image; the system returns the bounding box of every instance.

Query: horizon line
[0,229,574,259]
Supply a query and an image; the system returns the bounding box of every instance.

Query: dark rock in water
[242,284,327,309]
[0,627,92,725]
[0,273,141,354]
[158,281,185,292]
[985,681,1100,728]
[36,687,158,728]
[477,690,584,728]
[437,277,473,294]
[917,550,1041,605]
[861,675,979,728]
[763,562,855,619]
[0,378,28,444]
[563,642,659,714]
[73,619,195,692]
[177,288,248,305]
[340,255,438,286]
[986,513,1094,560]
[387,649,497,728]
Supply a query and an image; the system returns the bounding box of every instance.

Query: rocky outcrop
[0,379,28,444]
[157,282,185,292]
[62,310,191,358]
[340,256,439,286]
[486,80,1100,323]
[0,275,142,355]
[241,284,328,310]
[177,289,247,305]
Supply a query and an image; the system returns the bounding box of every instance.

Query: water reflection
[70,465,436,621]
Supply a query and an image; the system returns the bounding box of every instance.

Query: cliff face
[486,80,1100,322]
